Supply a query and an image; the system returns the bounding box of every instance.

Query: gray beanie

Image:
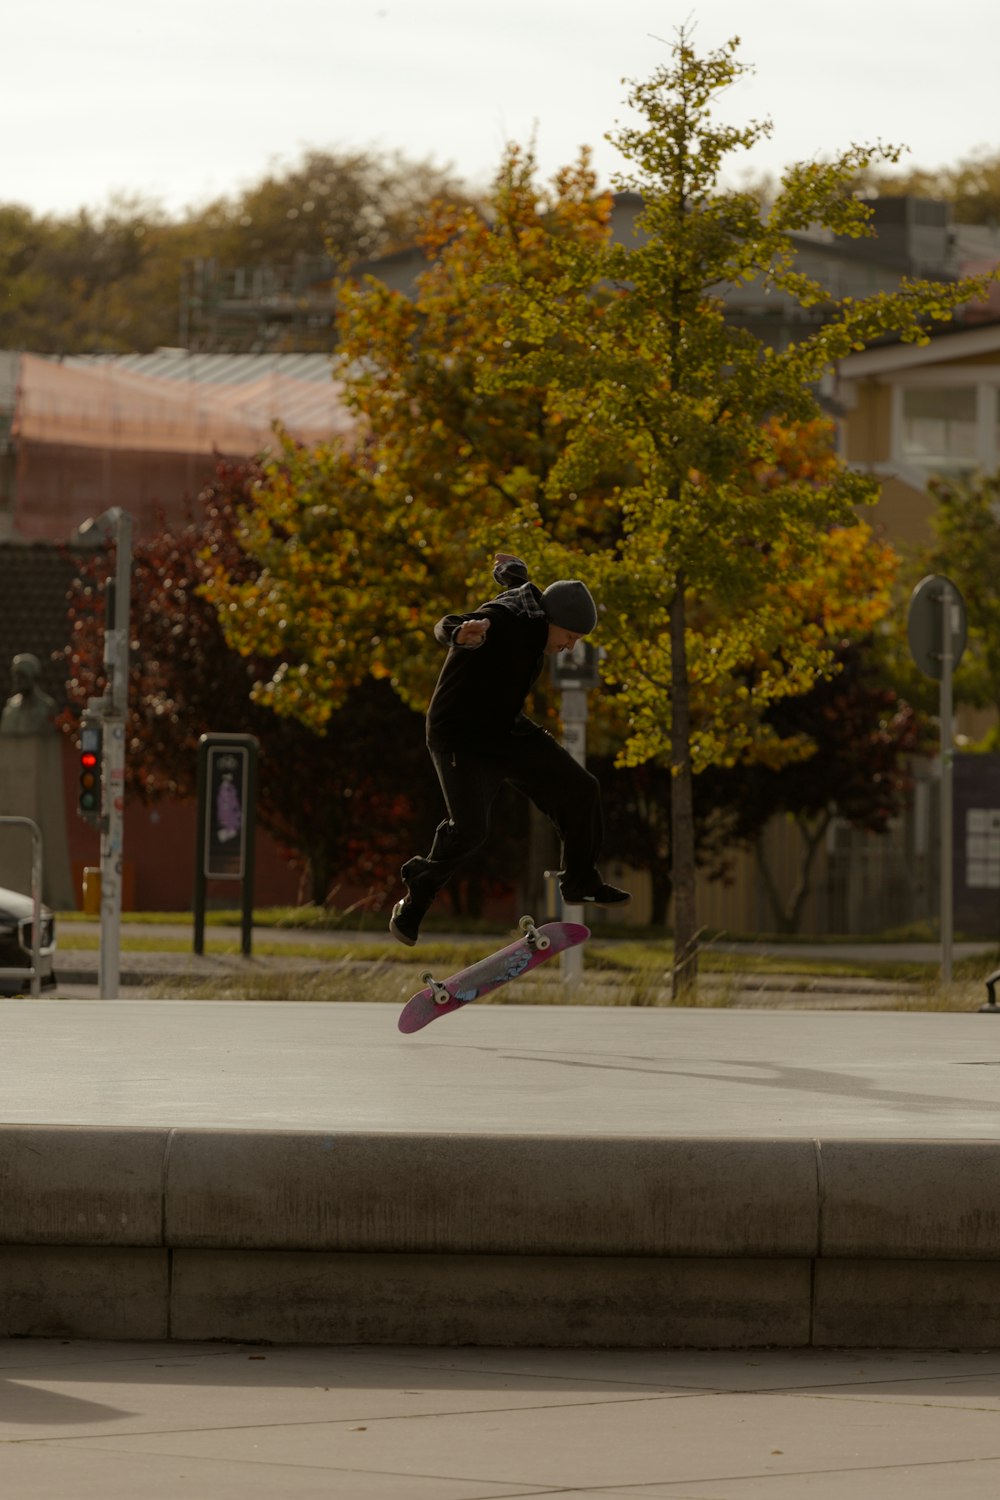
[541,580,598,635]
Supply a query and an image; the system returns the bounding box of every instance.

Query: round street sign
[907,574,967,681]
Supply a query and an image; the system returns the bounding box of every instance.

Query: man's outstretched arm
[434,612,491,649]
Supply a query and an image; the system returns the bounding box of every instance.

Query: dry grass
[137,956,980,1011]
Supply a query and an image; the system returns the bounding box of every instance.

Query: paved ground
[3,999,1000,1137]
[6,945,1000,1492]
[4,1340,1000,1498]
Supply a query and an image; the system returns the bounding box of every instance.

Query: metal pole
[193,739,208,957]
[241,744,258,958]
[560,685,588,985]
[940,583,954,986]
[29,819,41,998]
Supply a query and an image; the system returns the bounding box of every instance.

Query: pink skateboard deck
[398,919,590,1034]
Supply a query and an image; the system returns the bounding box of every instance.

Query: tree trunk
[756,811,831,934]
[785,812,831,934]
[650,869,672,928]
[307,844,334,907]
[669,577,698,998]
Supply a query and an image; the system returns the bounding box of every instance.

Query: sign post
[194,734,259,957]
[550,643,601,985]
[907,575,967,983]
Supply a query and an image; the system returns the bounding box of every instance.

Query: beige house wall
[856,474,936,551]
[843,380,893,465]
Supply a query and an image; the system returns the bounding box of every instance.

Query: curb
[3,1126,1000,1347]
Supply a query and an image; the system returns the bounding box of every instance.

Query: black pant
[405,731,603,900]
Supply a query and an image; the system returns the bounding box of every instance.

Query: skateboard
[397,916,590,1034]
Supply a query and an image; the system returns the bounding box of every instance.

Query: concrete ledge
[165,1132,819,1256]
[3,1127,1000,1347]
[815,1259,1000,1347]
[0,1125,168,1246]
[821,1141,1000,1258]
[170,1250,811,1347]
[7,1246,1000,1347]
[0,1246,169,1339]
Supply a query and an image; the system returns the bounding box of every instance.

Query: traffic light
[78,718,103,826]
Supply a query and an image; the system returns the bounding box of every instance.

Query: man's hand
[456,619,490,648]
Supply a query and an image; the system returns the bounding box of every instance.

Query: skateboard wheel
[421,971,434,985]
[518,915,535,934]
[535,935,551,950]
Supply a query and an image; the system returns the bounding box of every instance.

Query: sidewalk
[4,1339,1000,1498]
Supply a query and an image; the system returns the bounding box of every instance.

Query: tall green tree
[206,38,992,986]
[466,30,994,992]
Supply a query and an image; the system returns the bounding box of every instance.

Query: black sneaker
[390,863,437,946]
[390,897,425,947]
[560,881,632,907]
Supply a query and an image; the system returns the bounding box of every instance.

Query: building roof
[11,351,355,456]
[837,316,1000,379]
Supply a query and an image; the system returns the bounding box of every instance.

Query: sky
[5,1,999,219]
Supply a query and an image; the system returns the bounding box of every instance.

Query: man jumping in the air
[390,553,630,946]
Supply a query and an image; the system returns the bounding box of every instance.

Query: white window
[899,386,978,478]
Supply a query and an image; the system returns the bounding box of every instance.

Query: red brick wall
[16,441,218,542]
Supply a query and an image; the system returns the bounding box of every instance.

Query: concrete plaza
[4,1339,1000,1498]
[1,997,998,1137]
[3,997,1000,1494]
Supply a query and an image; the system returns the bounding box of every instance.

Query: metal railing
[0,816,43,997]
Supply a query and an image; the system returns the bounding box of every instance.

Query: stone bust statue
[0,653,57,737]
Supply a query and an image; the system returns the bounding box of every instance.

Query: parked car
[0,885,56,993]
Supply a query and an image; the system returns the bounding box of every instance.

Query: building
[0,352,356,911]
[0,350,354,541]
[837,317,1000,547]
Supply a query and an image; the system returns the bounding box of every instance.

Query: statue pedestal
[0,737,75,908]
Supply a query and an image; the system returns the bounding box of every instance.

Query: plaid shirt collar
[488,581,546,620]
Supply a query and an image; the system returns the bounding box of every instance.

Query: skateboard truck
[518,914,550,951]
[421,971,452,1006]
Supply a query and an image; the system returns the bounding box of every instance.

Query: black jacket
[426,585,549,754]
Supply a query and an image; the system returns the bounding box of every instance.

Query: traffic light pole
[73,508,132,999]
